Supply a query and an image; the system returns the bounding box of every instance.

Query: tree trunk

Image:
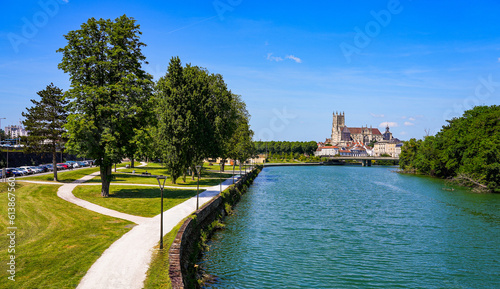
[191,166,195,181]
[130,158,135,168]
[52,147,58,182]
[221,159,225,172]
[100,165,112,197]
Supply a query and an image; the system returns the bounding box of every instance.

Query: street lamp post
[196,165,201,210]
[219,163,222,193]
[156,175,167,249]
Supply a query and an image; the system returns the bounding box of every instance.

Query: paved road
[50,162,241,289]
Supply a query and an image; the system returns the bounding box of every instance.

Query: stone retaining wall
[169,166,262,288]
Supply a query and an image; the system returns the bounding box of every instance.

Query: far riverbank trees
[399,105,500,193]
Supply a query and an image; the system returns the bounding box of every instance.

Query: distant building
[373,139,403,157]
[5,125,28,138]
[314,146,339,157]
[331,111,384,145]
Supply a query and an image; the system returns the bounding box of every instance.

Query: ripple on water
[202,166,500,288]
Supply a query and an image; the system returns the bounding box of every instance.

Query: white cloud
[400,131,408,135]
[285,55,302,63]
[408,117,416,121]
[498,57,500,62]
[404,121,414,126]
[370,113,385,118]
[267,53,283,62]
[379,121,398,128]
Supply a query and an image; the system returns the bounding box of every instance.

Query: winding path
[46,162,240,289]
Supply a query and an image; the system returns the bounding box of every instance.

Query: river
[201,165,500,288]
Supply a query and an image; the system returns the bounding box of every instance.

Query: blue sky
[1,0,499,141]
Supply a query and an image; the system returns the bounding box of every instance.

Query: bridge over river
[264,156,399,167]
[325,156,399,166]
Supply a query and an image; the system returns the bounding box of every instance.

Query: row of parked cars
[2,160,94,178]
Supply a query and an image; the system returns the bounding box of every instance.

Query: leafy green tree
[227,95,254,177]
[57,15,153,197]
[400,105,500,192]
[155,57,235,182]
[21,84,68,181]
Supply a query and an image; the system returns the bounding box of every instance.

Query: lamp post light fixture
[196,165,201,210]
[156,175,167,249]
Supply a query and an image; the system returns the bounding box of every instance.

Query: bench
[141,172,152,176]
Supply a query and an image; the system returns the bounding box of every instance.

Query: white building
[314,146,339,157]
[5,125,28,138]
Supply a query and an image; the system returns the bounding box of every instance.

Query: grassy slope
[72,185,200,217]
[143,221,184,289]
[0,183,132,289]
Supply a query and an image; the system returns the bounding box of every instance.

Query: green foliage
[254,140,317,156]
[57,15,153,196]
[22,83,68,181]
[0,183,132,288]
[155,57,237,183]
[399,105,500,192]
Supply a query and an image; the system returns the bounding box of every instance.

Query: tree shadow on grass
[108,187,198,199]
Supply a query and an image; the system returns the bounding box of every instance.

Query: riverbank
[168,165,262,288]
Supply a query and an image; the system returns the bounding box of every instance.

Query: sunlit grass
[0,183,132,289]
[72,185,200,217]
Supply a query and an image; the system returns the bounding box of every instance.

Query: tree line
[21,15,255,196]
[254,141,317,156]
[399,105,500,193]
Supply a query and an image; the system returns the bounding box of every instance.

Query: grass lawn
[143,220,184,289]
[20,166,101,183]
[85,173,224,187]
[72,185,200,217]
[0,182,132,289]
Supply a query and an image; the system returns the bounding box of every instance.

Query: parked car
[76,161,86,167]
[41,164,53,172]
[30,166,43,174]
[6,168,20,177]
[18,167,31,175]
[68,161,81,168]
[57,163,68,170]
[11,168,24,176]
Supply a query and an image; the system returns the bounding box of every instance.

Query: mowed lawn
[72,185,200,217]
[86,173,225,187]
[0,183,132,289]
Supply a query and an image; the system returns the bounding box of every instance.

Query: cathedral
[330,111,388,145]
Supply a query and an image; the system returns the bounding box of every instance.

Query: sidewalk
[53,162,241,289]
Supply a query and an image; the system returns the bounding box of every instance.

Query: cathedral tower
[331,111,345,144]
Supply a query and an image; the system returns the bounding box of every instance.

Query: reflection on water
[202,166,500,288]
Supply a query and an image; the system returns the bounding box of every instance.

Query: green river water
[201,165,500,288]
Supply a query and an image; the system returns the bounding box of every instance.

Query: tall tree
[22,84,68,181]
[227,95,254,177]
[155,57,235,182]
[57,15,153,197]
